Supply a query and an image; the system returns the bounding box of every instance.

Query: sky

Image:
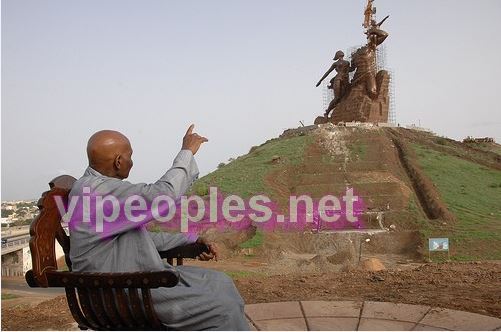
[1,0,501,201]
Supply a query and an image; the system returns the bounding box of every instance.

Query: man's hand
[182,124,208,155]
[196,237,219,261]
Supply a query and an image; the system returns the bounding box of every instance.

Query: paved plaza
[245,301,501,331]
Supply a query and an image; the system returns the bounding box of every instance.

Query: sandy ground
[235,261,501,317]
[1,261,500,330]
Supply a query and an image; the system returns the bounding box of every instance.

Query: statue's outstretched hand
[182,124,208,155]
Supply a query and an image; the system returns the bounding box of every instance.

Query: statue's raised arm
[376,15,389,28]
[366,17,389,48]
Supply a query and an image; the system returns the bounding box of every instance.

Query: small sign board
[429,238,449,251]
[428,238,450,261]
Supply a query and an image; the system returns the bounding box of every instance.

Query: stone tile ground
[245,301,501,331]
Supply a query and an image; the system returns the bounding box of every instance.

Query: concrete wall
[23,246,32,273]
[1,250,23,276]
[2,241,66,276]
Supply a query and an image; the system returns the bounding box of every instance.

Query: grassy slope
[466,142,501,156]
[190,135,312,254]
[412,144,501,260]
[191,135,312,198]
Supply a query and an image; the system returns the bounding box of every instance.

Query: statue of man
[350,18,388,99]
[316,50,353,117]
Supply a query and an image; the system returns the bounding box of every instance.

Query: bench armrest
[158,243,209,259]
[25,243,209,288]
[44,270,180,288]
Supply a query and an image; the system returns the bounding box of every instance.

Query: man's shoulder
[70,172,117,197]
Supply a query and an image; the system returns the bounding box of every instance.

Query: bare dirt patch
[2,261,500,330]
[2,295,76,331]
[236,261,501,318]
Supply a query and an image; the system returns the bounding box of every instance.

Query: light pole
[358,238,371,263]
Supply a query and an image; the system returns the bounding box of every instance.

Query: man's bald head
[87,130,133,179]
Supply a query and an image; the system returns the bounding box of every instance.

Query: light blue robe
[68,150,249,330]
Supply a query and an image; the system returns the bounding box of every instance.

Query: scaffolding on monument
[388,68,396,124]
[375,44,396,124]
[358,44,396,124]
[321,43,395,124]
[322,86,333,110]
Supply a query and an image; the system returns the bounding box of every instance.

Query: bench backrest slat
[29,175,76,287]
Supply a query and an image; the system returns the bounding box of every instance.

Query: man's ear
[114,154,121,171]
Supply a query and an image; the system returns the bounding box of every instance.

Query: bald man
[68,125,249,330]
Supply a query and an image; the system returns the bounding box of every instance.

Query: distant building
[462,136,495,143]
[406,124,433,133]
[1,217,13,225]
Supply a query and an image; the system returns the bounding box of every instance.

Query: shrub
[435,137,448,145]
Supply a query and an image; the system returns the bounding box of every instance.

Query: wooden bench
[25,175,209,330]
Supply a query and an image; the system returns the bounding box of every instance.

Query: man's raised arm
[112,124,208,201]
[122,148,199,201]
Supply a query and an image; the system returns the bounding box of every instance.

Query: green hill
[191,125,501,261]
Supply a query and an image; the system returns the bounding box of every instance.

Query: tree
[1,209,14,218]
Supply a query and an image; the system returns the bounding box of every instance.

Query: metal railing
[2,237,29,248]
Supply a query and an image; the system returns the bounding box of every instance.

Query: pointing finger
[186,124,195,136]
